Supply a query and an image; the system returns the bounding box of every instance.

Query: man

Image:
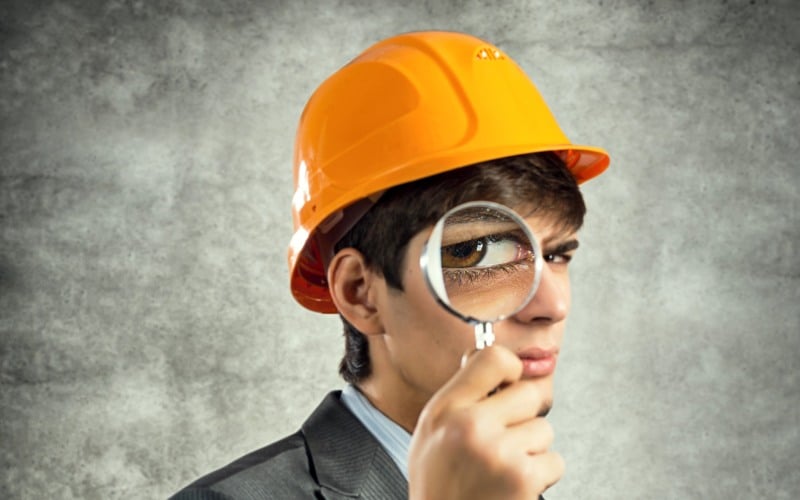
[172,30,609,499]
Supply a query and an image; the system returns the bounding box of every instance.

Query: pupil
[443,238,486,267]
[451,240,483,258]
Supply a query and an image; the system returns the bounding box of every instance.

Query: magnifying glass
[420,201,544,350]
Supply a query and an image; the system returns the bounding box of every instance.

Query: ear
[327,248,384,336]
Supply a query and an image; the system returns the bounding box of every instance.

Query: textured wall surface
[1,1,798,498]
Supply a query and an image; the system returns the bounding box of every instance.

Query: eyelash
[443,252,574,291]
[442,260,525,286]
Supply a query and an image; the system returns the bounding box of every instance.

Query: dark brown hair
[333,152,586,384]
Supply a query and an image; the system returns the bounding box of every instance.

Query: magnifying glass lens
[422,202,542,325]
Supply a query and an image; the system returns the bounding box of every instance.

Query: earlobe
[327,249,384,335]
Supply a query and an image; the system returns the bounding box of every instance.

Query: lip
[517,347,559,378]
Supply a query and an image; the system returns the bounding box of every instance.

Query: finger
[431,346,523,411]
[498,417,554,456]
[522,451,565,493]
[477,379,547,426]
[460,349,475,368]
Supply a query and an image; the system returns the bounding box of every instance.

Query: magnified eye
[442,239,486,267]
[441,233,531,269]
[422,201,542,329]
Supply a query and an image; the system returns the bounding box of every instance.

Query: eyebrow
[445,211,513,224]
[439,219,522,246]
[543,239,580,255]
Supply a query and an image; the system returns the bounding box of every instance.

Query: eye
[545,253,573,264]
[441,239,487,268]
[441,233,531,269]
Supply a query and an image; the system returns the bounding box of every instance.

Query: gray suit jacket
[170,391,408,499]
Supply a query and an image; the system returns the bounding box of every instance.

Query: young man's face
[366,209,577,431]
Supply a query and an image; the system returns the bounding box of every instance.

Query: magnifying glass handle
[474,322,495,350]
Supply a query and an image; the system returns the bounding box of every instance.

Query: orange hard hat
[288,31,610,313]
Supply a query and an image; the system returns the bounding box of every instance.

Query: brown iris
[441,238,487,268]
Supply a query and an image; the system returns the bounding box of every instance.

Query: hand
[408,345,564,500]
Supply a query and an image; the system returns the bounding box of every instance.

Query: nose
[513,264,569,324]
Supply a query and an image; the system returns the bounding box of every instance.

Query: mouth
[517,347,559,378]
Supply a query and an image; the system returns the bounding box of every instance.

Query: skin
[328,212,576,498]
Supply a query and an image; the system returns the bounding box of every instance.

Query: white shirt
[340,384,412,479]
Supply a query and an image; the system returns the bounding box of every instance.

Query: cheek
[388,262,476,379]
[404,265,475,353]
[381,230,497,391]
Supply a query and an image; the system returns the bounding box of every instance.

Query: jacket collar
[302,391,407,499]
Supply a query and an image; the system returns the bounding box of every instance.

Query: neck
[355,378,427,433]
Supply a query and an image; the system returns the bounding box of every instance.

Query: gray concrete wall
[1,0,797,498]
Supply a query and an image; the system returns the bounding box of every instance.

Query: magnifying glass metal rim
[420,200,544,327]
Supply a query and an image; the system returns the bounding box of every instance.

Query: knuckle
[444,410,483,447]
[518,381,543,407]
[538,418,555,445]
[438,409,498,462]
[473,345,501,367]
[532,451,565,491]
[481,345,513,366]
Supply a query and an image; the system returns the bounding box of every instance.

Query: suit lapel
[302,391,408,500]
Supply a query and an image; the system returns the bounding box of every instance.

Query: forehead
[514,203,581,238]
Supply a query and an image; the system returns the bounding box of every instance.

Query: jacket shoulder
[170,431,316,500]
